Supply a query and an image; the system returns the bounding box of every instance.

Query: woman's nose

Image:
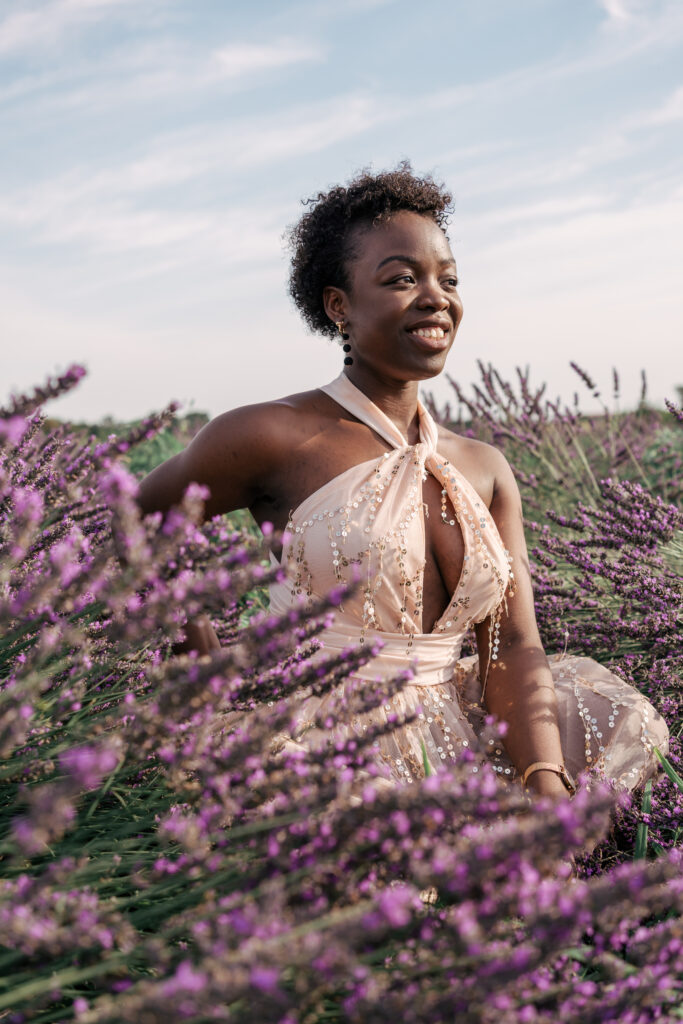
[416,277,448,309]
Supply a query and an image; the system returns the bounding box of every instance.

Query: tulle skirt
[282,652,669,792]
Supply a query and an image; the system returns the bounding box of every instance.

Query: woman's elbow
[136,454,187,517]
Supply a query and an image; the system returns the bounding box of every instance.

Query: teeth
[412,327,446,340]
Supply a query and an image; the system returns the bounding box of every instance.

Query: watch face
[560,767,577,794]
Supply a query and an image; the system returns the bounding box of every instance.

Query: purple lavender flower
[0,363,681,1024]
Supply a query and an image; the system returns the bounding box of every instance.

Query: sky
[1,0,682,422]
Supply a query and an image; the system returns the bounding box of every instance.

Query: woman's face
[324,210,463,383]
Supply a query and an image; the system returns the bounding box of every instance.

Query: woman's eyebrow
[375,254,457,271]
[375,254,416,271]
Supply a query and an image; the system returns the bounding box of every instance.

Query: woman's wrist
[525,768,572,800]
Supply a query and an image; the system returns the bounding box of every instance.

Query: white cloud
[474,194,610,229]
[594,0,683,55]
[295,0,399,17]
[0,0,141,54]
[596,0,672,27]
[598,0,639,22]
[591,82,683,135]
[469,192,683,278]
[647,83,683,124]
[0,183,287,266]
[403,8,683,142]
[520,2,683,83]
[0,0,680,420]
[229,94,385,167]
[440,129,634,207]
[0,91,391,256]
[212,40,322,78]
[0,32,324,120]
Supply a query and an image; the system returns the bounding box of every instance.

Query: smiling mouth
[409,327,448,341]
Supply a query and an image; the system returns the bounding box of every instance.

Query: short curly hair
[287,161,453,339]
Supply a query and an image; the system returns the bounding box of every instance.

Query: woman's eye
[390,274,414,284]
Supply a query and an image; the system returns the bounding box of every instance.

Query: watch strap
[522,761,576,794]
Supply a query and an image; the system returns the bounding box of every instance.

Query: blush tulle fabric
[268,373,668,790]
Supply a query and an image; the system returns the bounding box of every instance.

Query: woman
[138,165,668,799]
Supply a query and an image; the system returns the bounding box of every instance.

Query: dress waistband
[310,626,462,686]
[269,566,464,687]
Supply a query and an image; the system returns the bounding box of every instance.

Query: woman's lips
[406,327,450,352]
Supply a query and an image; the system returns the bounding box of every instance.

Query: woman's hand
[171,615,221,657]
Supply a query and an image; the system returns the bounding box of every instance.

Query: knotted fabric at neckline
[319,373,439,460]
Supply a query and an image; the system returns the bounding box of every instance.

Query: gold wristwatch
[521,761,577,795]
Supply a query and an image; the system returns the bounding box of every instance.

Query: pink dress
[269,373,668,790]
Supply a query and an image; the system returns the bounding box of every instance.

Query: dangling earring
[335,321,353,365]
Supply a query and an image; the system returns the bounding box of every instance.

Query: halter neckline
[319,372,439,454]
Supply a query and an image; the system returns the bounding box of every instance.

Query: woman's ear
[323,285,348,327]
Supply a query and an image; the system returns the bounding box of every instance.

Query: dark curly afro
[287,161,453,339]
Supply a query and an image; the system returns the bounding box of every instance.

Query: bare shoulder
[193,386,323,453]
[138,386,330,519]
[435,423,515,507]
[185,386,335,481]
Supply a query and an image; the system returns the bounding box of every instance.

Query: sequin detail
[269,373,669,791]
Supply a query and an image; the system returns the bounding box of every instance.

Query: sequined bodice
[266,374,667,791]
[269,373,513,683]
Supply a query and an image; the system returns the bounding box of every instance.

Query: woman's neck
[343,367,421,444]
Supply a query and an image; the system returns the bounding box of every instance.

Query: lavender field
[1,363,682,1023]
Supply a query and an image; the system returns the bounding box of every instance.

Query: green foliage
[2,365,681,1022]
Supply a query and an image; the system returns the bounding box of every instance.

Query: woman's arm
[137,404,284,655]
[137,405,279,519]
[474,449,569,799]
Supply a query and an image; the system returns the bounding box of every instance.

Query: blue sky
[1,0,682,421]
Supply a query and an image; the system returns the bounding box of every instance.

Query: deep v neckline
[274,374,477,634]
[269,374,510,644]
